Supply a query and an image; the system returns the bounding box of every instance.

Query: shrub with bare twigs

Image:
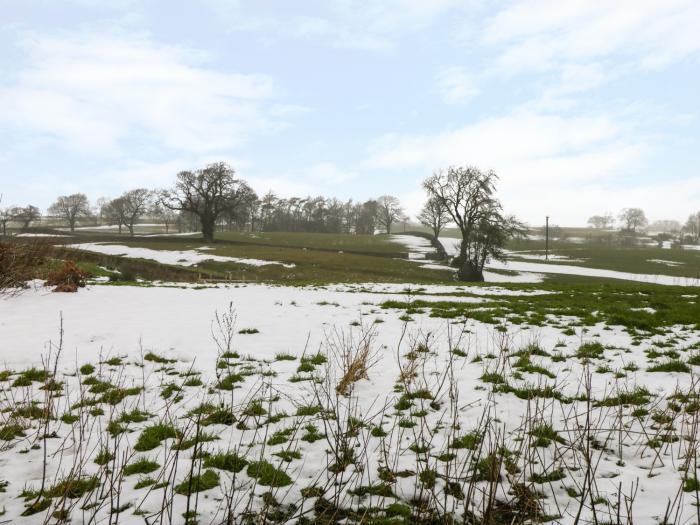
[45,260,88,292]
[0,240,48,294]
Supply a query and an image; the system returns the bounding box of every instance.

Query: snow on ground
[1,284,699,523]
[136,231,201,237]
[59,224,164,231]
[394,235,545,283]
[488,259,700,286]
[438,236,700,287]
[481,269,545,283]
[413,262,542,283]
[0,283,488,368]
[15,233,73,237]
[390,234,434,260]
[63,242,296,268]
[647,258,685,266]
[438,236,461,257]
[505,250,586,263]
[326,282,554,296]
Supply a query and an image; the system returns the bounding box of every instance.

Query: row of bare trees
[0,164,540,282]
[588,208,700,241]
[587,208,648,233]
[0,202,41,235]
[159,163,409,241]
[1,164,410,241]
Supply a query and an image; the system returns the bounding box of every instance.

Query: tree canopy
[424,166,524,281]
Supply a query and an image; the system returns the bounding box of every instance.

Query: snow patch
[62,243,296,268]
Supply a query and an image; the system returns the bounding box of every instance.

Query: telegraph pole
[545,216,549,262]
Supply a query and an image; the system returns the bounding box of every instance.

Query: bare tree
[10,205,41,230]
[102,197,127,234]
[418,196,450,238]
[0,205,12,236]
[424,165,525,281]
[618,207,648,233]
[648,219,681,234]
[376,195,406,234]
[160,162,243,242]
[95,197,110,225]
[221,181,257,232]
[48,193,91,232]
[587,213,613,229]
[150,202,179,233]
[684,211,700,244]
[355,200,378,235]
[119,188,152,236]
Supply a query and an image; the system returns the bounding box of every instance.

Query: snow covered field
[15,233,72,238]
[422,236,700,287]
[392,235,546,283]
[1,283,700,523]
[64,242,296,268]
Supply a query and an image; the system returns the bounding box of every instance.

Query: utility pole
[545,216,549,262]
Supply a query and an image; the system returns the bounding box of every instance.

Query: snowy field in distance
[63,242,296,268]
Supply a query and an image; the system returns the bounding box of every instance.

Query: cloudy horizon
[1,0,699,226]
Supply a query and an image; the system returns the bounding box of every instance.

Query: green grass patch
[124,458,160,476]
[246,460,292,487]
[134,423,178,451]
[203,451,248,473]
[175,470,220,495]
[647,360,691,373]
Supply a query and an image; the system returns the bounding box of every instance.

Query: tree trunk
[202,219,215,242]
[457,260,484,282]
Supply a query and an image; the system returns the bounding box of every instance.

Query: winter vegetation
[2,168,700,524]
[2,3,700,523]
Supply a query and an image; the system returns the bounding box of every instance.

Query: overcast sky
[1,0,699,225]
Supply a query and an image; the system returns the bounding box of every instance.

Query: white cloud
[366,110,630,175]
[214,0,467,52]
[503,177,700,226]
[306,162,358,184]
[483,0,700,74]
[364,108,668,223]
[245,162,359,199]
[0,32,283,157]
[435,66,479,104]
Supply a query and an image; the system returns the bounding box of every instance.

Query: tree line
[0,164,411,240]
[588,208,700,243]
[3,162,699,281]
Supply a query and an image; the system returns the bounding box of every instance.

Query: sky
[1,0,699,226]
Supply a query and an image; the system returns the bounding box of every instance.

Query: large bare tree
[118,188,152,236]
[418,196,450,238]
[10,205,41,230]
[150,202,180,233]
[160,162,242,242]
[424,166,524,281]
[587,213,614,229]
[102,197,127,234]
[48,193,91,232]
[376,195,406,234]
[618,208,648,233]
